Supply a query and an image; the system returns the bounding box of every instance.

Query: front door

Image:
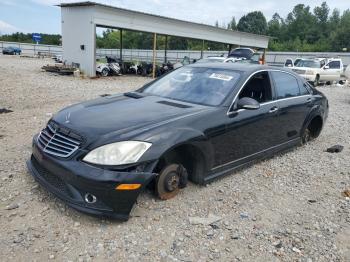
[321,60,342,82]
[213,71,281,167]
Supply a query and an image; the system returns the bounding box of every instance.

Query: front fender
[139,126,214,170]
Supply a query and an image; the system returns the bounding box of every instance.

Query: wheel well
[154,144,205,184]
[308,115,323,138]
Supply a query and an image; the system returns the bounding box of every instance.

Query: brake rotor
[156,164,183,200]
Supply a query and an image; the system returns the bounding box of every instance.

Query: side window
[271,71,300,99]
[238,71,272,103]
[328,61,340,69]
[294,59,301,66]
[300,83,311,95]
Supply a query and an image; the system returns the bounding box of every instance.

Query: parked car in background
[223,57,244,63]
[27,63,328,220]
[173,56,191,69]
[345,64,350,80]
[228,47,255,59]
[2,46,21,55]
[291,58,343,86]
[235,53,263,65]
[195,57,244,64]
[195,57,226,63]
[284,58,302,68]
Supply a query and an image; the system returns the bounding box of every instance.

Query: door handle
[306,98,312,103]
[269,106,279,113]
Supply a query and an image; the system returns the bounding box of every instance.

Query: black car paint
[27,64,328,220]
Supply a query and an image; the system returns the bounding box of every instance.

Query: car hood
[52,93,208,141]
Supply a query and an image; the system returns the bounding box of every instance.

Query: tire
[314,75,320,87]
[101,68,109,77]
[155,163,188,200]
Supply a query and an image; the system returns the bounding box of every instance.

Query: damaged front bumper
[27,140,156,221]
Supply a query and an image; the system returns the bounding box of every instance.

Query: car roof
[189,62,269,73]
[188,63,301,78]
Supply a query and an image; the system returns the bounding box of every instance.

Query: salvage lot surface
[1,55,350,261]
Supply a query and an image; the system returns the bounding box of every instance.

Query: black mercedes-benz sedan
[27,64,328,220]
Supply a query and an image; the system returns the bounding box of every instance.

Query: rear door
[270,71,312,143]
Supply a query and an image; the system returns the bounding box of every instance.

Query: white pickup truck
[285,58,344,86]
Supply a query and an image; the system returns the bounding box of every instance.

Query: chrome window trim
[234,95,312,113]
[227,69,311,116]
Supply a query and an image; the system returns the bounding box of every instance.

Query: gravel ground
[0,55,350,262]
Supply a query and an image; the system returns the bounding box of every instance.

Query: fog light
[115,184,141,190]
[84,193,97,204]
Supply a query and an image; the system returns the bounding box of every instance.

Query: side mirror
[324,65,329,70]
[237,97,260,110]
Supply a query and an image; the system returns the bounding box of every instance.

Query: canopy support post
[119,29,123,61]
[200,40,204,59]
[152,33,157,79]
[164,35,168,63]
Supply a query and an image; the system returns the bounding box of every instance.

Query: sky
[0,0,349,35]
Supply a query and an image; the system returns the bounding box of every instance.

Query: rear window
[271,71,300,99]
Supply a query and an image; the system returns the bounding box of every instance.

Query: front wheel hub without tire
[164,172,180,192]
[302,128,311,144]
[156,164,187,200]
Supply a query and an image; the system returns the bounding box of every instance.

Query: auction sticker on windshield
[209,73,233,81]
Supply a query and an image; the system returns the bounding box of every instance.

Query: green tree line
[0,32,61,45]
[0,2,349,52]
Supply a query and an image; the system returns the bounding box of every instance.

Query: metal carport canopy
[59,1,269,76]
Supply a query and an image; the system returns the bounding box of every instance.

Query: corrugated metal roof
[58,1,270,44]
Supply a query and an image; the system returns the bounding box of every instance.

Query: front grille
[31,156,72,197]
[37,122,81,158]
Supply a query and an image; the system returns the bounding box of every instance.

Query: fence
[1,41,349,66]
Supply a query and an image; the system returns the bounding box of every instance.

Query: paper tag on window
[209,73,233,81]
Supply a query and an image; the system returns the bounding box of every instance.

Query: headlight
[306,70,315,75]
[83,141,151,165]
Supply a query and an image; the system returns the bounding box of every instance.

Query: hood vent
[157,101,191,108]
[124,92,144,99]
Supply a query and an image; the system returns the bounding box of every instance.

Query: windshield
[295,60,321,68]
[140,67,241,106]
